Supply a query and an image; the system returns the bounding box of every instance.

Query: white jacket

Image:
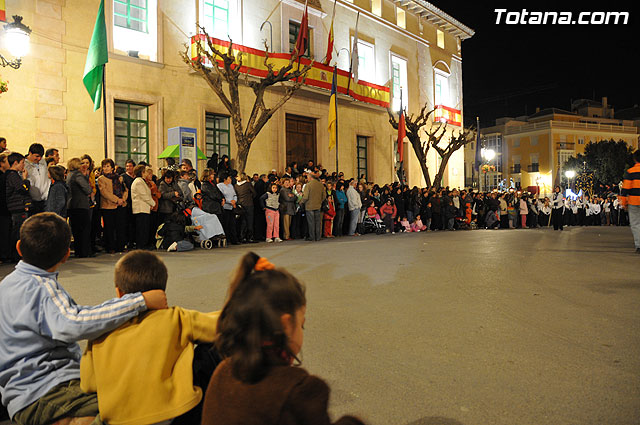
[131,177,155,214]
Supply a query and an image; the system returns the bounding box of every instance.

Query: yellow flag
[328,67,337,150]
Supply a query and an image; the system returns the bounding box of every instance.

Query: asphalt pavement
[1,226,638,425]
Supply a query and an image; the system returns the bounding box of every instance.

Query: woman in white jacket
[131,164,156,249]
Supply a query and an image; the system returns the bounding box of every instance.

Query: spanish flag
[328,66,338,151]
[324,0,336,66]
[0,0,6,22]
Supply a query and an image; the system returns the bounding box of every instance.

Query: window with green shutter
[204,0,229,39]
[356,136,368,181]
[114,101,149,167]
[205,113,230,158]
[114,0,148,33]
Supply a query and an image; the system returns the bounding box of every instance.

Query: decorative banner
[0,0,6,22]
[190,35,390,108]
[434,104,462,126]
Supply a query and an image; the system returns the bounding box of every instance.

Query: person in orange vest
[620,149,640,254]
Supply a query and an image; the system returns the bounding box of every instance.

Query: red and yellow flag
[324,0,336,66]
[0,0,7,22]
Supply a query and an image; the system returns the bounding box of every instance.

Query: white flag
[350,12,360,84]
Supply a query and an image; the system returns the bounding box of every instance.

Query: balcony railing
[504,120,638,135]
[527,164,539,172]
[510,165,521,173]
[557,142,575,150]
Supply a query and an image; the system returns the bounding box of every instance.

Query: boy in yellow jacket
[80,251,220,425]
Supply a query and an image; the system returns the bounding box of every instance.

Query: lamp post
[1,16,32,69]
[481,148,495,192]
[565,169,575,192]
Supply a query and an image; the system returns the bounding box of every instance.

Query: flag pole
[102,66,107,159]
[335,69,339,174]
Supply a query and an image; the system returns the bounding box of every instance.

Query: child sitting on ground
[201,252,367,425]
[80,250,220,425]
[411,214,428,232]
[0,213,167,425]
[399,217,412,232]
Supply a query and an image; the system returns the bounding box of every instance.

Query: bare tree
[181,26,313,173]
[431,125,475,189]
[387,104,442,187]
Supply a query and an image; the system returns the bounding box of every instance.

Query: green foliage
[563,139,634,185]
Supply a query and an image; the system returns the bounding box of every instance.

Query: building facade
[0,0,473,186]
[465,98,639,196]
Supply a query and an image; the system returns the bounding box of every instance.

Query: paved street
[1,226,639,425]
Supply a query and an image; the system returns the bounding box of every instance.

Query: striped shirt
[620,163,640,207]
[0,261,147,418]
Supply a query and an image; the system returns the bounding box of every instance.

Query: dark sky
[432,1,639,127]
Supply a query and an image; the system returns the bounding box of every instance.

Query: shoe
[392,231,395,234]
[636,248,640,254]
[274,237,283,242]
[305,238,313,241]
[248,239,259,243]
[167,242,178,252]
[266,238,273,243]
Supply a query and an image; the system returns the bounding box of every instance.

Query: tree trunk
[433,153,453,189]
[407,135,431,188]
[234,134,251,174]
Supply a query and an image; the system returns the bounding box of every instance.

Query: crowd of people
[0,138,636,263]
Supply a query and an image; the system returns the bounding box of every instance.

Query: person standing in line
[551,185,565,231]
[122,159,137,249]
[23,143,50,215]
[346,179,362,236]
[301,167,326,241]
[260,183,282,243]
[0,137,7,153]
[45,148,60,165]
[620,150,640,254]
[217,172,240,245]
[131,164,156,250]
[45,165,69,218]
[65,159,92,257]
[98,159,129,253]
[5,153,31,262]
[0,152,13,263]
[234,172,257,243]
[278,177,296,241]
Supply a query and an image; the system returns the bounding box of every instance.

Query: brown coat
[201,359,366,425]
[97,175,128,210]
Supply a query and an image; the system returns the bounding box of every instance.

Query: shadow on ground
[405,417,465,425]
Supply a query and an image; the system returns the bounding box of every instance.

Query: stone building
[0,0,473,186]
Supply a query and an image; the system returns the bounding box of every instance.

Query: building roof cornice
[395,0,475,40]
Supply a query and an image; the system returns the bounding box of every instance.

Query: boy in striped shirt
[0,213,167,425]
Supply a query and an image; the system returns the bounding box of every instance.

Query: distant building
[465,97,639,196]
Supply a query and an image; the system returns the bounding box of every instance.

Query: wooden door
[286,114,316,168]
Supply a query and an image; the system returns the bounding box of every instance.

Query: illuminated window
[371,0,381,16]
[205,113,230,157]
[391,54,408,112]
[114,0,147,33]
[351,37,375,83]
[437,29,444,49]
[356,136,368,180]
[396,7,406,28]
[290,21,312,57]
[434,71,449,107]
[204,0,229,40]
[114,101,149,166]
[113,0,157,61]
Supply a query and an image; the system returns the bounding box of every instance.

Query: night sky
[432,1,639,127]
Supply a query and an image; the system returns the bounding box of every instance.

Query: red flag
[324,0,336,65]
[398,109,406,162]
[294,0,309,59]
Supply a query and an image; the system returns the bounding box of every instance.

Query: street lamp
[481,148,495,191]
[565,169,576,191]
[1,16,32,69]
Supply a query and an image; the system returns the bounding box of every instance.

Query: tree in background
[181,27,312,173]
[563,139,634,188]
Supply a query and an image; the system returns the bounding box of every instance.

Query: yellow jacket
[80,307,220,425]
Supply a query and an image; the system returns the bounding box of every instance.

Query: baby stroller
[361,216,386,234]
[189,207,227,249]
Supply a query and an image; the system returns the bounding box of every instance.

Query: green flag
[83,0,108,111]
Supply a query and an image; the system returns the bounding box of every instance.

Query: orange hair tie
[254,257,275,271]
